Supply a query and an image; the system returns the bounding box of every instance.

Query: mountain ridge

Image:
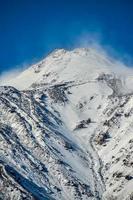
[1,48,133,199]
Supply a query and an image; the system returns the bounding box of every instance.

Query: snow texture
[1,48,133,199]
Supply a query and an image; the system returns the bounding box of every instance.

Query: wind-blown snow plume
[0,68,22,85]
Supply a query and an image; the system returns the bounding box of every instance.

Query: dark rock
[125,175,133,180]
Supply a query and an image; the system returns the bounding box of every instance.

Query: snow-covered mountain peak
[2,47,128,91]
[49,48,68,57]
[1,48,133,199]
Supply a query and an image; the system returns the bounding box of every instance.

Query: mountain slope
[1,48,133,200]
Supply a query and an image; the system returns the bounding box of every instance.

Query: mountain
[1,48,133,200]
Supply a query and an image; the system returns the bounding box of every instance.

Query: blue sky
[0,0,133,73]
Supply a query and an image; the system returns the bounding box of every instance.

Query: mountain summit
[1,48,133,200]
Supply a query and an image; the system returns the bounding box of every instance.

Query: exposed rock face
[1,48,133,199]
